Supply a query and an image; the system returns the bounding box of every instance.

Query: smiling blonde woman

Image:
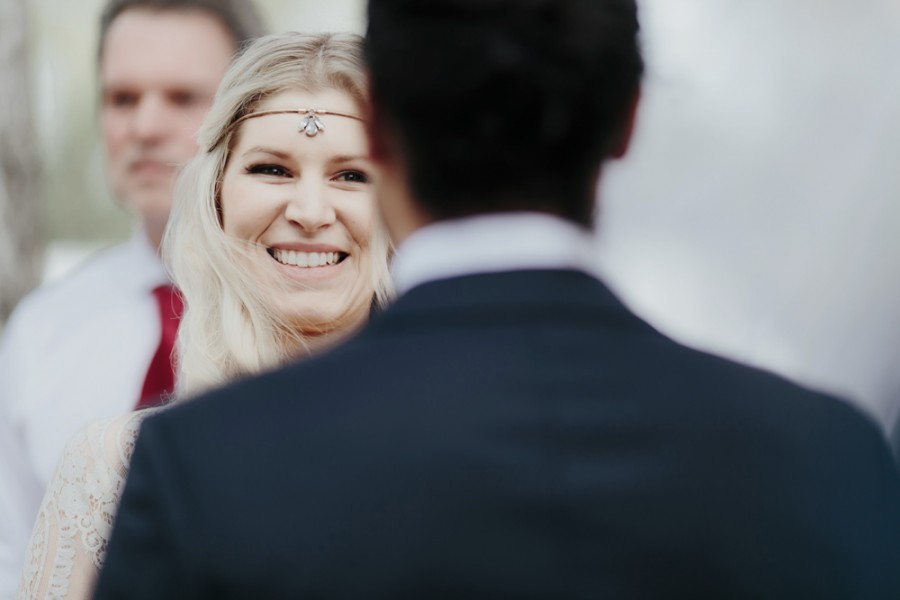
[167,31,392,398]
[17,31,392,599]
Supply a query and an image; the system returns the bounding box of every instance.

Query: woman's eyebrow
[330,154,370,164]
[241,146,292,159]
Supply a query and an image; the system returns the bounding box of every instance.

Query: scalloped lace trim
[17,409,153,599]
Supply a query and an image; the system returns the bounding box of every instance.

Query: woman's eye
[335,170,370,184]
[247,164,290,177]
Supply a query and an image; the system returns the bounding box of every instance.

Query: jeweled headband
[210,108,364,150]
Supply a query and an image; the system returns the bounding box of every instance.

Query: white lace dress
[16,409,154,599]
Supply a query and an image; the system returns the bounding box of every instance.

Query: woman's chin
[279,294,370,336]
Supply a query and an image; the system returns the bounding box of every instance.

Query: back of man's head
[99,0,265,59]
[365,0,643,227]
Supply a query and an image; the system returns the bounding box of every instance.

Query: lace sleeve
[16,410,149,599]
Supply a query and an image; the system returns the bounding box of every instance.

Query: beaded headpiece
[211,108,364,150]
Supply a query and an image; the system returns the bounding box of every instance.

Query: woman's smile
[266,244,352,282]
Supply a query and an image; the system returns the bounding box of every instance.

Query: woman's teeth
[271,249,343,268]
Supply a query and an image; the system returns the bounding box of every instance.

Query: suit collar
[377,269,650,332]
[391,213,599,295]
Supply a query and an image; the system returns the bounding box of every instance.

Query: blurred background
[4,0,900,428]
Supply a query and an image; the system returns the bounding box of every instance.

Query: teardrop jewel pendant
[299,110,326,137]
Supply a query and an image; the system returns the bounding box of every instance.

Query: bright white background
[598,0,900,428]
[29,0,900,428]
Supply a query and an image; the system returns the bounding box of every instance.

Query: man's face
[100,9,234,243]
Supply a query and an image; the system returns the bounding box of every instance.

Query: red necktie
[138,285,184,409]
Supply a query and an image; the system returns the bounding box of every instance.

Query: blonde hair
[162,31,393,398]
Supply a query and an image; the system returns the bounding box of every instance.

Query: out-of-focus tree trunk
[0,0,42,326]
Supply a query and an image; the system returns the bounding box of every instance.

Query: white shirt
[391,212,600,295]
[0,232,169,596]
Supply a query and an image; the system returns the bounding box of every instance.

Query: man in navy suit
[96,0,900,597]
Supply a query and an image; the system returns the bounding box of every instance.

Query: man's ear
[609,86,641,159]
[364,73,394,168]
[363,75,430,244]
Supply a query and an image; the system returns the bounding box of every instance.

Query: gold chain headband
[212,108,364,150]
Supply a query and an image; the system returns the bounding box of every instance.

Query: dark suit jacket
[96,270,900,599]
[891,418,900,467]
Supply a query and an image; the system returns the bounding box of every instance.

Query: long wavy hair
[162,31,393,399]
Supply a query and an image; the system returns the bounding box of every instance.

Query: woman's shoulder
[46,409,159,527]
[61,409,157,478]
[17,408,164,597]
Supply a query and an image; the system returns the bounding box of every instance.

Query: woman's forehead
[232,111,370,160]
[255,88,360,114]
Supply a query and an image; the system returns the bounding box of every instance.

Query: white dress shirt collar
[391,212,599,295]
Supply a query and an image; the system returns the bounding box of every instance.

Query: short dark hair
[365,0,643,226]
[98,0,266,59]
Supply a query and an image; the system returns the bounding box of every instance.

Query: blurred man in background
[0,0,264,593]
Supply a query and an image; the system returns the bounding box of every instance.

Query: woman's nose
[283,180,336,232]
